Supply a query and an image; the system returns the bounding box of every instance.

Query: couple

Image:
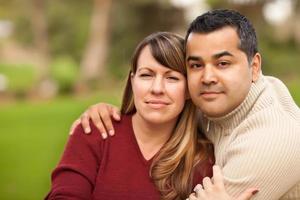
[46,9,300,200]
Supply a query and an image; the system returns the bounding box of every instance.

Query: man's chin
[197,105,228,118]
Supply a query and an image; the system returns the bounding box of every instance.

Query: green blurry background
[0,0,299,199]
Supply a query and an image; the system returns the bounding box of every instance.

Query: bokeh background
[0,0,299,199]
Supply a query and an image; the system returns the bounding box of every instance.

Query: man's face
[186,26,260,118]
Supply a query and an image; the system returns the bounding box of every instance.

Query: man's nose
[202,66,217,85]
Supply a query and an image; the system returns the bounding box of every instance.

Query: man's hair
[185,9,258,62]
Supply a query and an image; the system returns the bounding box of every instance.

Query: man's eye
[218,61,230,68]
[190,63,203,69]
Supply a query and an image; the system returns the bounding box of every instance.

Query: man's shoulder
[249,75,300,127]
[245,106,299,134]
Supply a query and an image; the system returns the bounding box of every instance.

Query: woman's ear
[130,72,134,80]
[130,72,135,86]
[251,53,262,82]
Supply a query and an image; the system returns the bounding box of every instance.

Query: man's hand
[69,103,120,139]
[187,166,258,200]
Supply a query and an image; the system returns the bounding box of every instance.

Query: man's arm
[219,126,300,200]
[69,103,120,139]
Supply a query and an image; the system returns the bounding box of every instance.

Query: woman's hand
[187,166,258,200]
[69,103,120,139]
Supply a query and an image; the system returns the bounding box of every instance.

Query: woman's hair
[120,32,213,200]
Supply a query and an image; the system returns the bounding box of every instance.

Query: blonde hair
[121,32,213,200]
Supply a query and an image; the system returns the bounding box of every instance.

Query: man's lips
[200,91,223,99]
[200,91,222,95]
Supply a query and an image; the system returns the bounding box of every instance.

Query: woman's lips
[145,100,170,109]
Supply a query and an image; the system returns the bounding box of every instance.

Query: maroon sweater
[46,115,213,200]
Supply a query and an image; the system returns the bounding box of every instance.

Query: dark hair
[185,9,258,62]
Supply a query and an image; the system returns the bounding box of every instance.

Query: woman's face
[131,45,187,124]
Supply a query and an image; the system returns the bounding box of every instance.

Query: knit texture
[201,75,300,200]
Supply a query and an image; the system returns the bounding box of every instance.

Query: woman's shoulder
[80,114,133,137]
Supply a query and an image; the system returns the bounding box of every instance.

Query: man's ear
[251,53,262,82]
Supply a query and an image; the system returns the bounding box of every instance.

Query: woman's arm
[46,125,102,199]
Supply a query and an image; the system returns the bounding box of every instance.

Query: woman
[46,32,214,200]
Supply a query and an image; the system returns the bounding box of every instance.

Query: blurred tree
[30,0,50,80]
[78,0,112,90]
[108,0,185,79]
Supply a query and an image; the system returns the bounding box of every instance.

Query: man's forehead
[186,28,241,55]
[186,27,239,44]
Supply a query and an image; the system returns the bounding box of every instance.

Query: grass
[0,82,298,200]
[0,92,121,200]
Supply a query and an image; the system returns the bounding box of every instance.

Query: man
[72,9,300,199]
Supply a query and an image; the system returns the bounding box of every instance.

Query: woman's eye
[139,73,151,77]
[167,76,179,81]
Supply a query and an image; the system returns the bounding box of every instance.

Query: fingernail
[109,130,114,136]
[85,127,91,134]
[102,133,107,139]
[252,189,259,195]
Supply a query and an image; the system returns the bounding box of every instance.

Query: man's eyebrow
[186,56,202,62]
[213,51,233,59]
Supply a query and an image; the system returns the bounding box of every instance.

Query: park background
[0,0,299,199]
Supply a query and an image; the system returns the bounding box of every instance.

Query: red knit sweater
[46,115,213,200]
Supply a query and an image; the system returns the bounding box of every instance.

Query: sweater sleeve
[45,124,103,200]
[220,124,300,200]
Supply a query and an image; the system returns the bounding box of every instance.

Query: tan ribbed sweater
[200,74,300,200]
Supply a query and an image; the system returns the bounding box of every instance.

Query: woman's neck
[132,113,177,160]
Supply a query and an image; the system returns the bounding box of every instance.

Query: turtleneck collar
[203,74,268,134]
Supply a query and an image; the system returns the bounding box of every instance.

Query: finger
[212,165,224,188]
[236,188,259,200]
[81,113,91,134]
[69,119,80,135]
[193,184,204,198]
[193,184,203,192]
[188,193,198,200]
[99,107,115,137]
[108,106,120,136]
[90,111,108,139]
[111,106,121,121]
[202,177,213,190]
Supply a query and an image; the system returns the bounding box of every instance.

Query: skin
[185,26,261,118]
[130,45,187,159]
[132,45,187,126]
